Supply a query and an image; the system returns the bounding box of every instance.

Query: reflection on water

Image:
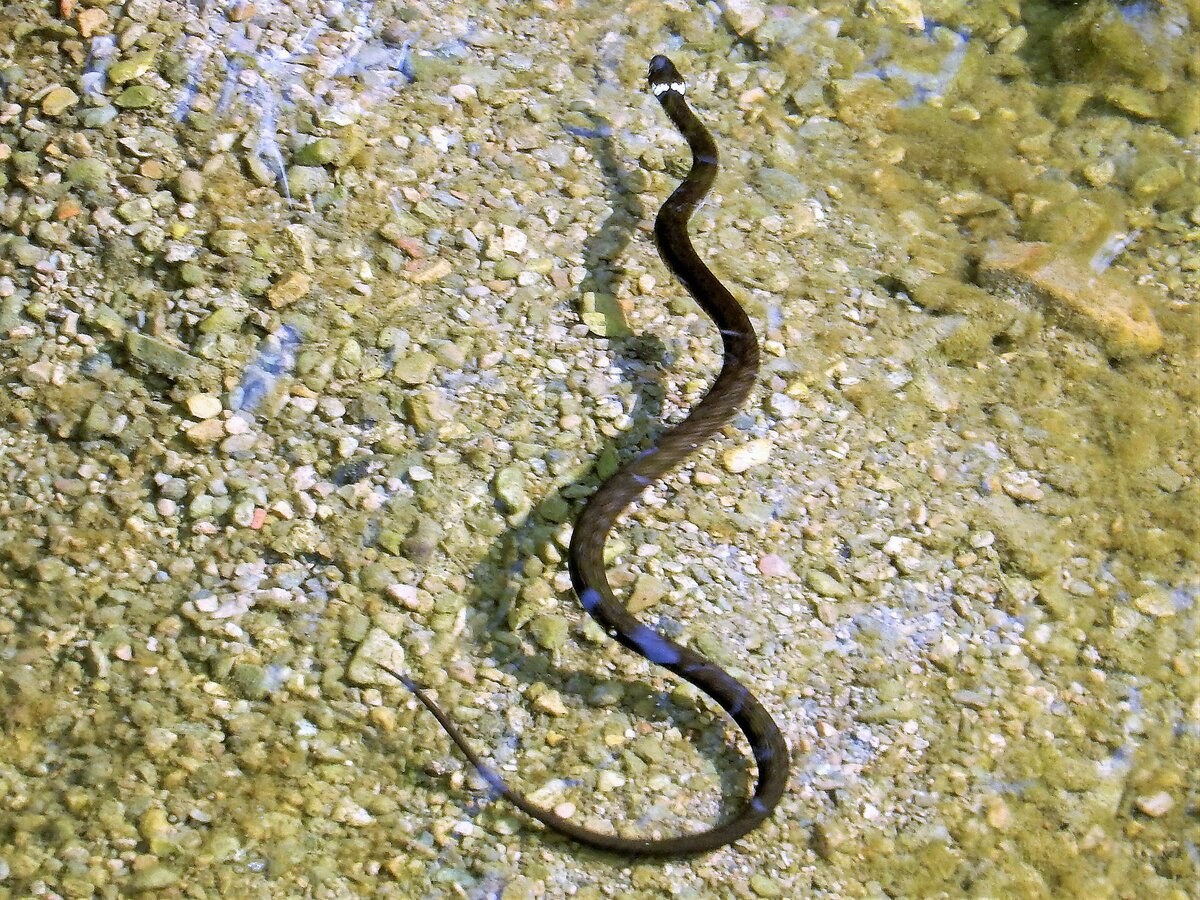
[231,322,302,413]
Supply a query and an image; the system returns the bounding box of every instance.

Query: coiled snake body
[403,55,789,856]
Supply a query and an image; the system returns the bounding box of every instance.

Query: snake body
[404,55,789,856]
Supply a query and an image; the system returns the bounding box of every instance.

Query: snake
[400,54,790,856]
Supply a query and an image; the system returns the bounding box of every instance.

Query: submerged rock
[976,241,1163,357]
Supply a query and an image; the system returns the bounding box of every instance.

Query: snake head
[648,55,684,93]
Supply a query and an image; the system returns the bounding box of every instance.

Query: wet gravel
[0,0,1197,897]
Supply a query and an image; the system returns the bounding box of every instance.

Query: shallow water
[0,0,1196,896]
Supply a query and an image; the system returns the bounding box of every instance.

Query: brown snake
[399,55,790,856]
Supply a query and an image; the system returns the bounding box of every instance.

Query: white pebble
[722,438,772,474]
[186,393,222,419]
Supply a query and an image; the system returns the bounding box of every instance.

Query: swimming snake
[400,55,790,856]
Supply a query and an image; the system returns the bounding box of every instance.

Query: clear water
[0,0,1196,896]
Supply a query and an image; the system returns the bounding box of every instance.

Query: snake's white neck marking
[652,81,686,96]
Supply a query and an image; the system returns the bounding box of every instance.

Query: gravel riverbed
[0,0,1196,896]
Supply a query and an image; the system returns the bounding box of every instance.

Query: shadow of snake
[409,114,756,842]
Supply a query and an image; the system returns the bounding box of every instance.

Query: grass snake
[401,54,790,857]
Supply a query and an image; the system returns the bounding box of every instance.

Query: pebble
[758,553,795,578]
[597,771,626,792]
[286,165,331,198]
[501,225,528,254]
[40,86,78,116]
[268,271,312,308]
[807,570,850,599]
[393,351,435,385]
[347,627,406,685]
[66,157,109,188]
[185,393,222,419]
[493,465,529,515]
[864,0,925,32]
[749,874,784,898]
[722,438,772,474]
[294,137,339,166]
[1001,472,1045,503]
[114,84,158,108]
[1134,791,1174,818]
[78,7,107,36]
[532,688,569,717]
[125,332,196,376]
[722,0,765,35]
[185,418,225,446]
[1132,587,1175,618]
[628,573,668,613]
[405,258,452,283]
[109,52,158,85]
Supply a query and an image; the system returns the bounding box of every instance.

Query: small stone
[286,165,331,198]
[332,797,373,827]
[758,553,794,578]
[143,727,178,757]
[116,197,154,223]
[199,306,244,334]
[405,258,453,283]
[173,169,204,202]
[108,51,156,84]
[347,627,406,685]
[532,688,569,717]
[184,393,220,420]
[78,7,108,36]
[1131,166,1184,202]
[114,84,158,109]
[529,614,569,651]
[130,865,179,892]
[749,874,784,898]
[494,465,529,515]
[807,570,850,599]
[293,137,339,166]
[209,229,250,256]
[125,332,196,376]
[228,0,255,20]
[986,796,1012,829]
[1001,472,1045,503]
[179,263,206,286]
[813,820,849,859]
[78,105,117,128]
[864,0,924,31]
[41,86,79,116]
[493,258,522,280]
[722,0,765,34]
[393,350,435,385]
[36,557,70,582]
[230,663,268,700]
[501,225,527,254]
[1082,158,1115,188]
[185,418,225,446]
[1135,791,1173,818]
[267,271,311,308]
[1132,587,1175,618]
[77,402,111,439]
[66,157,109,189]
[1103,84,1158,120]
[628,574,668,613]
[596,771,625,793]
[722,438,772,473]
